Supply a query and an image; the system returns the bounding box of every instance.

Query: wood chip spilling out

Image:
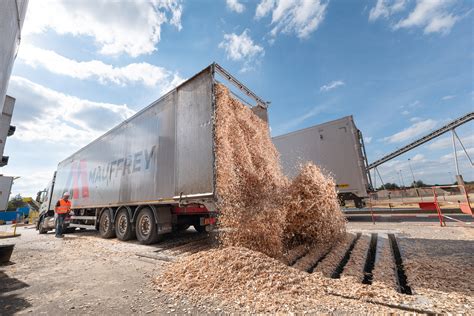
[214,83,345,258]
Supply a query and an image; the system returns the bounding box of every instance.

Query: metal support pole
[375,168,386,190]
[453,130,474,166]
[407,159,416,186]
[408,158,421,199]
[452,129,460,176]
[373,168,377,190]
[399,170,406,188]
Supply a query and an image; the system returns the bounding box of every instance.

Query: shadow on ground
[0,270,31,315]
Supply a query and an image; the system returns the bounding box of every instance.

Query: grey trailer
[272,116,371,208]
[36,63,268,243]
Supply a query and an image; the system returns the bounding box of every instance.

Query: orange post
[432,187,446,227]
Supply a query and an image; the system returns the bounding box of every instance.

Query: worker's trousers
[55,214,66,236]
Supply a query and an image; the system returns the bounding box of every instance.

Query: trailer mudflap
[155,207,173,235]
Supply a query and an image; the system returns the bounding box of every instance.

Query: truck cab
[36,172,72,234]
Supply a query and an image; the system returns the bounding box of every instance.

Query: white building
[0,0,28,210]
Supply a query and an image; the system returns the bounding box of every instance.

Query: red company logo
[64,160,90,199]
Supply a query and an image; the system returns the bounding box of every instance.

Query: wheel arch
[133,204,158,224]
[115,205,133,223]
[97,207,115,228]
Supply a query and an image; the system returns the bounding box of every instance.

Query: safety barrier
[365,185,472,226]
[429,185,471,226]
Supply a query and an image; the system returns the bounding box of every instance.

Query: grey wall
[0,96,15,163]
[0,0,28,113]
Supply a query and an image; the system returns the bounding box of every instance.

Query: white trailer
[272,116,371,208]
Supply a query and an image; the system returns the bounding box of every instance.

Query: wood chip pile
[214,83,345,258]
[157,245,472,313]
[157,246,399,313]
[283,163,346,248]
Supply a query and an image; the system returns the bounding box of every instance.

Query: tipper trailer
[272,116,372,208]
[36,63,269,244]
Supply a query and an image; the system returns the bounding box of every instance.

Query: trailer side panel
[273,116,369,198]
[51,69,214,209]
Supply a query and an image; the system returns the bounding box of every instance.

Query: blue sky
[3,0,474,196]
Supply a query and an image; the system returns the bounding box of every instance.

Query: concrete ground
[0,220,472,315]
[0,227,207,315]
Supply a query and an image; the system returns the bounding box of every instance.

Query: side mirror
[35,191,42,203]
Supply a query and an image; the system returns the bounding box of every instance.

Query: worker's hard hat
[63,192,70,197]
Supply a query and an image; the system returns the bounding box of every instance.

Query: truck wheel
[136,208,160,245]
[115,209,135,241]
[38,217,48,234]
[354,198,365,209]
[99,209,116,239]
[193,224,207,233]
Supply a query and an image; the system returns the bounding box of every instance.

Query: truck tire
[115,209,135,241]
[354,198,365,209]
[38,217,48,234]
[99,209,116,239]
[193,224,207,233]
[135,208,160,245]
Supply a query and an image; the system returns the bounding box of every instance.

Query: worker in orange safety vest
[54,192,72,238]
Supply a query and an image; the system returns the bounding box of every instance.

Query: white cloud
[23,0,183,57]
[17,44,184,93]
[255,0,328,39]
[320,80,345,92]
[256,0,275,18]
[394,0,462,34]
[441,95,455,100]
[219,30,265,72]
[440,147,474,163]
[364,136,373,144]
[411,153,426,162]
[369,0,464,35]
[226,0,245,13]
[383,119,438,143]
[7,76,135,145]
[410,116,422,122]
[402,110,410,115]
[369,0,407,21]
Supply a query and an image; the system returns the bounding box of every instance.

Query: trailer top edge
[272,115,355,140]
[57,63,268,166]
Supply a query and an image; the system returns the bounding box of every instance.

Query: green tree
[377,183,399,190]
[7,194,26,211]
